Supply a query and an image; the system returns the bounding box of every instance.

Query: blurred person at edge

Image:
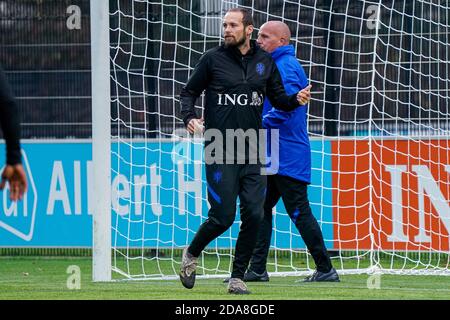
[0,65,27,201]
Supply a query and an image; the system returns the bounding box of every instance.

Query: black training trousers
[188,163,266,279]
[249,174,332,274]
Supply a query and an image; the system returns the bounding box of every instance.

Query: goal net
[92,0,450,280]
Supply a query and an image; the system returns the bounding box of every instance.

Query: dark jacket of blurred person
[0,66,27,201]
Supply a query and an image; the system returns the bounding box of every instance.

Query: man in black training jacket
[179,8,311,294]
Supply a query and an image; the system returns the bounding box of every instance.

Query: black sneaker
[301,268,340,282]
[244,270,270,282]
[223,270,270,283]
[179,247,198,289]
[227,278,251,295]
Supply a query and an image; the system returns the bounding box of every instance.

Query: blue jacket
[262,45,311,183]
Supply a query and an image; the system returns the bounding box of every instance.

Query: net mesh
[107,0,450,279]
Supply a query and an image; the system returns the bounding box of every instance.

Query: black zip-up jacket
[0,66,21,165]
[180,40,300,133]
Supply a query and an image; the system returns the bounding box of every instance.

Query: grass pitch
[0,257,449,300]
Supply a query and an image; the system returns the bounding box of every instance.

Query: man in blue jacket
[244,21,339,282]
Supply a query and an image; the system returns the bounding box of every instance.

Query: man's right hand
[0,163,28,201]
[187,118,204,134]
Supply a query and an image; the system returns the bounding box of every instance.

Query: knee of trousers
[263,204,274,217]
[208,210,236,231]
[295,201,313,216]
[241,204,264,224]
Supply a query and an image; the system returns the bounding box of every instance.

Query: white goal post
[91,0,111,282]
[91,0,450,281]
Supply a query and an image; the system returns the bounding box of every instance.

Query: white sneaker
[227,278,251,294]
[179,247,198,289]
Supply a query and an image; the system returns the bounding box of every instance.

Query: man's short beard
[224,33,247,48]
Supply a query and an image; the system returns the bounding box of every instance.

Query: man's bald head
[257,21,291,53]
[263,21,291,42]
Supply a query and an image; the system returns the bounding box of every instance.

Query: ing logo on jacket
[217,91,263,107]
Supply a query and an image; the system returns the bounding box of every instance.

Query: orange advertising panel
[332,139,450,251]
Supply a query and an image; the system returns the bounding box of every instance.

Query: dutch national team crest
[256,62,265,76]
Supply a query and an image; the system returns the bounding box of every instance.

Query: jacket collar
[271,45,295,60]
[223,39,259,57]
